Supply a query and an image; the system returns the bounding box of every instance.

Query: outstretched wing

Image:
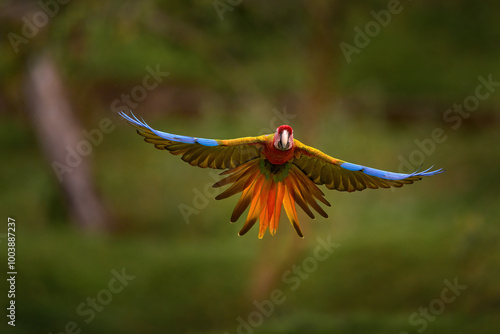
[119,111,269,169]
[293,140,444,192]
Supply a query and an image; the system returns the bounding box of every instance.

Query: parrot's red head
[274,125,294,151]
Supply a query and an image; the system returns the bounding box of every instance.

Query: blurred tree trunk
[302,0,346,130]
[25,52,113,231]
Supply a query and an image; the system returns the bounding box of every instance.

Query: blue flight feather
[118,111,219,147]
[340,162,444,181]
[340,162,363,171]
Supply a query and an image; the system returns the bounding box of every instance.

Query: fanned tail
[214,159,330,238]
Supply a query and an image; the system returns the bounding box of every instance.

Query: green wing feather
[293,140,444,192]
[119,111,269,169]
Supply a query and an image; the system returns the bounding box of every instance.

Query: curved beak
[279,130,289,150]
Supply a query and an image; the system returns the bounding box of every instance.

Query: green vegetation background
[1,1,499,333]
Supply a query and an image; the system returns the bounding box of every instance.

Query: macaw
[119,111,443,238]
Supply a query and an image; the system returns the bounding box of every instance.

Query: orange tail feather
[266,181,277,235]
[238,174,265,236]
[270,182,285,236]
[214,159,330,238]
[257,179,272,238]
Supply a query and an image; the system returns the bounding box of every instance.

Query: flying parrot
[119,111,443,238]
